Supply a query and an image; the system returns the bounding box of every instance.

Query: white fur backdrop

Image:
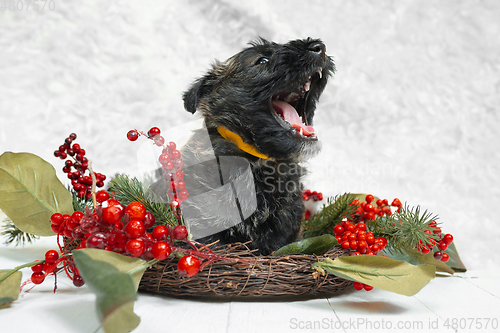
[1,0,499,270]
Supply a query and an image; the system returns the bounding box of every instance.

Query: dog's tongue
[272,100,315,136]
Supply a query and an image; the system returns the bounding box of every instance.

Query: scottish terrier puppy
[154,38,335,255]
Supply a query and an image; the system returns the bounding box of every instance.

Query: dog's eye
[255,57,269,65]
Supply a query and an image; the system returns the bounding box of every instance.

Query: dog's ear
[183,62,226,114]
[183,77,206,114]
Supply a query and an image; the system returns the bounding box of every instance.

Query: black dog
[154,38,335,255]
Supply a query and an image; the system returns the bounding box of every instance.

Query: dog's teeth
[316,70,322,79]
[300,127,303,136]
[304,81,311,92]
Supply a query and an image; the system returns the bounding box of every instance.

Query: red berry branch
[53,133,106,200]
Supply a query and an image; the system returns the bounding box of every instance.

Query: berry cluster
[50,191,201,281]
[417,220,454,263]
[353,282,374,291]
[334,219,388,256]
[350,194,402,222]
[30,249,84,288]
[302,189,323,202]
[127,127,189,209]
[302,189,323,220]
[53,133,106,199]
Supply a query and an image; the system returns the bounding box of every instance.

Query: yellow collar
[217,126,270,159]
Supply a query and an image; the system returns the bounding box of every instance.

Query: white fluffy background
[1,0,499,270]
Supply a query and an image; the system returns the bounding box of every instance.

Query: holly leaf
[312,255,435,296]
[0,152,73,236]
[381,248,455,274]
[273,234,339,256]
[72,249,148,333]
[0,270,22,308]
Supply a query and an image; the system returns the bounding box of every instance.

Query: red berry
[365,194,374,204]
[370,244,380,253]
[31,272,45,285]
[433,251,443,260]
[45,250,59,264]
[391,198,402,207]
[441,253,450,263]
[170,149,181,159]
[341,240,350,249]
[443,234,453,245]
[350,240,358,250]
[143,212,156,229]
[438,241,448,251]
[353,282,364,291]
[375,237,387,250]
[421,247,431,255]
[151,241,172,260]
[154,136,165,146]
[178,190,189,201]
[173,225,188,240]
[159,153,170,165]
[357,240,368,253]
[127,130,139,141]
[355,222,367,232]
[95,190,110,203]
[125,219,146,239]
[72,210,84,222]
[86,233,108,249]
[167,141,176,151]
[124,202,147,221]
[51,224,61,234]
[101,200,124,224]
[177,255,200,278]
[31,263,43,274]
[152,225,169,240]
[147,127,161,138]
[366,234,375,245]
[375,199,384,207]
[126,239,146,257]
[50,213,64,226]
[364,284,374,291]
[73,275,85,287]
[333,225,344,236]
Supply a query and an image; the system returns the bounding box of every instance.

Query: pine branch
[71,187,94,212]
[369,204,440,255]
[302,193,358,238]
[108,174,177,227]
[1,218,40,246]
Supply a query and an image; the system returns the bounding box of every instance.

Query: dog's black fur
[154,38,334,255]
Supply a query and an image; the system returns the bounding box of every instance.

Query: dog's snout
[308,42,326,59]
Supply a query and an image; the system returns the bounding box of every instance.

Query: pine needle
[369,204,440,255]
[1,218,40,246]
[302,193,358,238]
[108,174,177,226]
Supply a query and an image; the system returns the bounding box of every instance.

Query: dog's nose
[308,42,326,59]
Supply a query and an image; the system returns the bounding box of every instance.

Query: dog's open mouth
[270,69,323,140]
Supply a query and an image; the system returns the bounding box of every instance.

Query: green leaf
[444,242,466,272]
[0,152,73,236]
[312,255,435,296]
[273,234,339,256]
[0,270,22,308]
[381,248,455,274]
[72,249,148,333]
